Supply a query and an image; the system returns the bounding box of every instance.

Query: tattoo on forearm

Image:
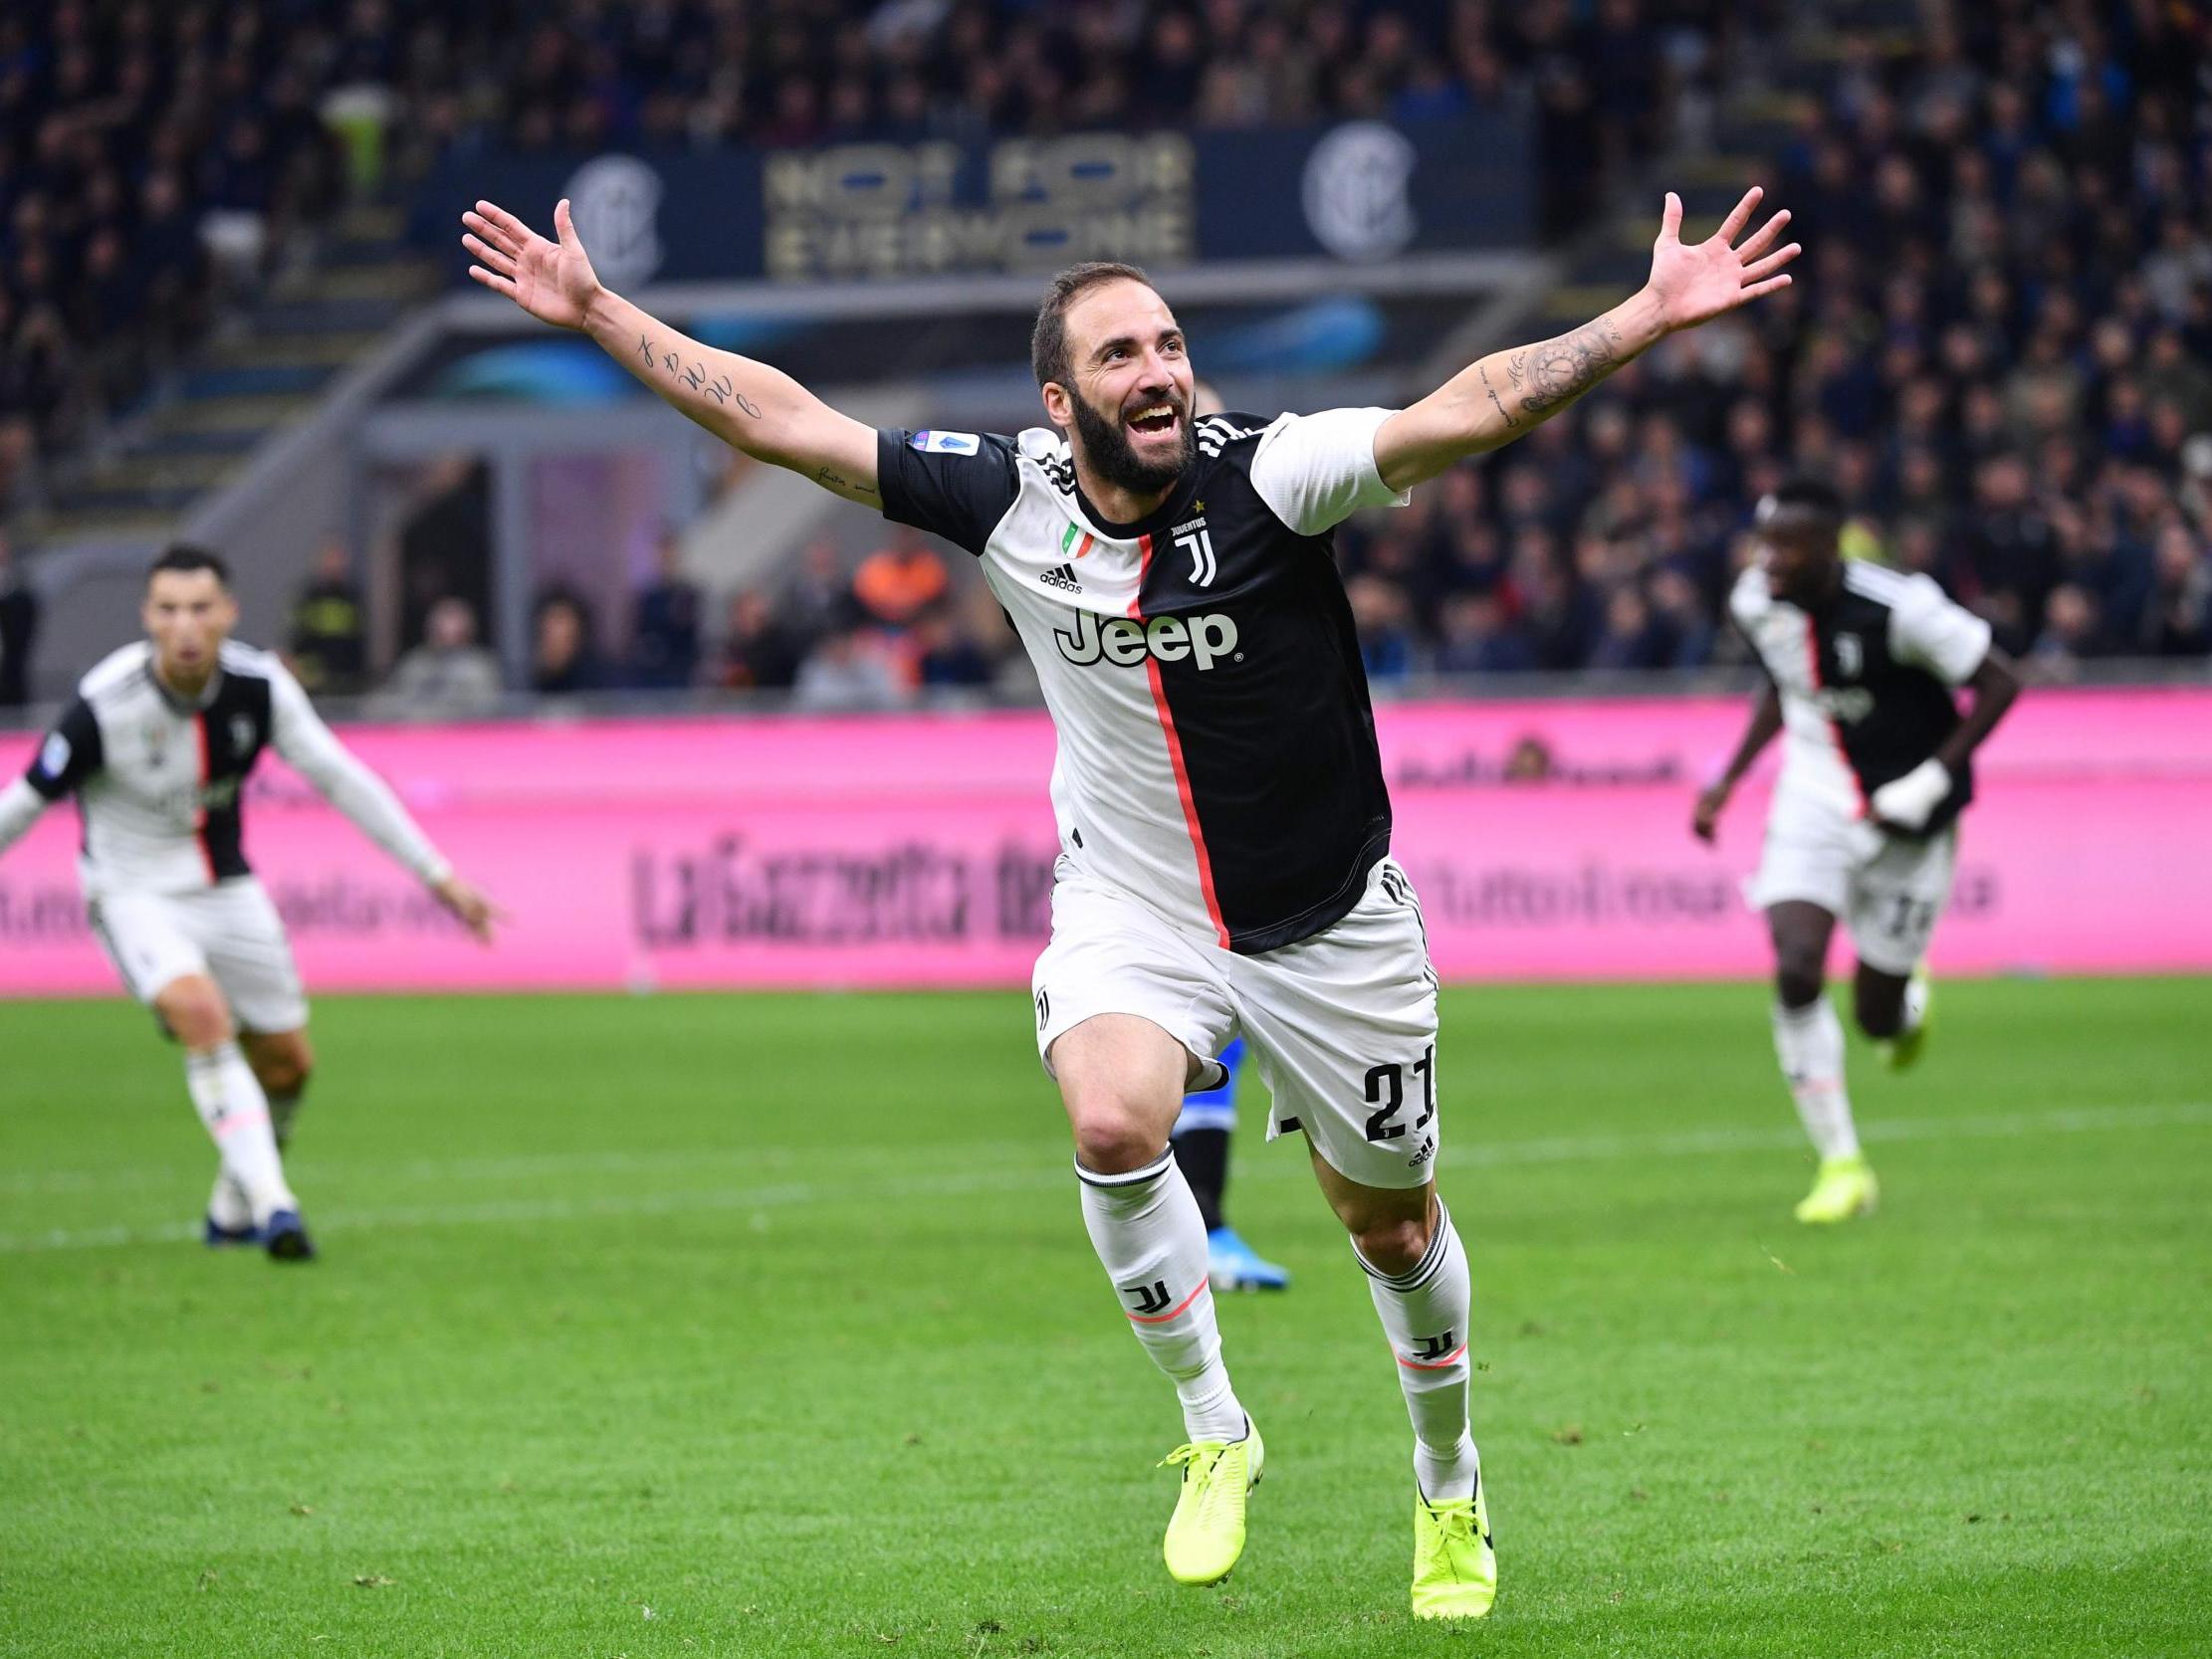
[635,336,761,419]
[814,466,878,500]
[1478,363,1518,429]
[1510,318,1625,417]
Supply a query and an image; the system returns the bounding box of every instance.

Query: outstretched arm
[461,198,880,506]
[1692,682,1783,844]
[1377,187,1799,492]
[270,672,500,942]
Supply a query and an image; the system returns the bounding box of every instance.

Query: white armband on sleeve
[1247,407,1412,536]
[0,776,47,857]
[271,669,451,886]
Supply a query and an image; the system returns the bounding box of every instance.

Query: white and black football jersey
[15,640,446,898]
[877,409,1410,953]
[1729,561,1993,833]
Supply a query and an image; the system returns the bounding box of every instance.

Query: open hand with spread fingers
[461,198,603,331]
[1644,185,1799,335]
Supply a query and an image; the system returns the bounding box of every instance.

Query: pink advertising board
[3,686,2208,997]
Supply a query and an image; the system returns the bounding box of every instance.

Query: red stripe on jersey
[1802,624,1869,818]
[1073,531,1094,559]
[191,710,217,883]
[1133,532,1230,948]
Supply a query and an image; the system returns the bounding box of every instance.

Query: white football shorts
[1747,791,1958,976]
[1032,856,1443,1190]
[86,878,310,1034]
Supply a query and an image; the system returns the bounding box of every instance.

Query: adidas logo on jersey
[1040,563,1083,593]
[1054,608,1240,671]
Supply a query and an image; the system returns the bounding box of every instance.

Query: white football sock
[184,1043,296,1225]
[1077,1151,1246,1443]
[1359,1196,1478,1502]
[1772,997,1861,1160]
[1899,973,1928,1036]
[206,1168,253,1232]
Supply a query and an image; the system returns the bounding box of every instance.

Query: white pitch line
[1,1102,2203,1258]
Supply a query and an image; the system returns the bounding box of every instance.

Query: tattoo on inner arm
[636,334,762,420]
[815,466,878,500]
[1511,318,1626,417]
[1478,363,1518,429]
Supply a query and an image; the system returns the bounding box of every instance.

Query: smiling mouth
[1125,402,1181,437]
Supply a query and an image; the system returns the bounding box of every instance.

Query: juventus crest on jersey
[1729,561,1993,834]
[877,408,1410,953]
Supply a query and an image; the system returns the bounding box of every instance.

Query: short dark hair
[1759,477,1845,531]
[148,543,230,588]
[1030,261,1155,390]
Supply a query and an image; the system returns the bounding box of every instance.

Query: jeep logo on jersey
[1834,632,1864,680]
[1054,609,1240,671]
[229,714,257,752]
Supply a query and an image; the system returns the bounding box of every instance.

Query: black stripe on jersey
[193,672,275,880]
[1130,433,1393,954]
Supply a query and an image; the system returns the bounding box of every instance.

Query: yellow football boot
[1161,1418,1262,1586]
[1794,1153,1880,1223]
[1412,1476,1496,1620]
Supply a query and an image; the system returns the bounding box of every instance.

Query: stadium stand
[1,1,2206,703]
[1332,0,2212,681]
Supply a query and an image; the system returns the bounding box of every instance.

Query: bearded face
[1068,379,1196,499]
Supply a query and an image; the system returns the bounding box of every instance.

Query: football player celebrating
[464,182,1797,1616]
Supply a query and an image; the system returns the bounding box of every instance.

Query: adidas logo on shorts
[1040,563,1082,593]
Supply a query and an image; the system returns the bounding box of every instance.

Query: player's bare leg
[241,1027,315,1147]
[1855,959,1931,1072]
[157,976,312,1260]
[1767,903,1877,1222]
[1307,1145,1492,1617]
[1054,1013,1257,1585]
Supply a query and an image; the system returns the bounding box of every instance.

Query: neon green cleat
[1161,1418,1263,1586]
[1794,1153,1880,1223]
[1412,1477,1496,1620]
[1882,967,1932,1072]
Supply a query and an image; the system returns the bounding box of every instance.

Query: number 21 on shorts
[1364,1045,1437,1141]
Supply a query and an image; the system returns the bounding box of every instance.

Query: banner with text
[419,115,1531,288]
[4,688,2209,998]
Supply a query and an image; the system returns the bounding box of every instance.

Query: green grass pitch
[1,978,2207,1658]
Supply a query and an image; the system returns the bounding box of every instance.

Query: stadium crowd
[5,2,2209,709]
[0,3,351,509]
[1329,1,2212,682]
